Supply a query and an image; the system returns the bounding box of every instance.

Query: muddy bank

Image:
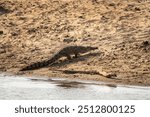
[0,0,150,86]
[1,73,150,100]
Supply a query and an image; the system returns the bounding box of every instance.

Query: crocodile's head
[86,46,98,50]
[81,46,98,53]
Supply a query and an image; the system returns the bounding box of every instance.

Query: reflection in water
[55,81,85,89]
[30,78,117,89]
[31,78,85,89]
[0,73,150,100]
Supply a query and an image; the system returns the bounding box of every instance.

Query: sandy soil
[0,0,150,86]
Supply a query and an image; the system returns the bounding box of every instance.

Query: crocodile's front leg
[74,53,79,58]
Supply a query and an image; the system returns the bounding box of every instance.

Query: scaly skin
[20,45,98,71]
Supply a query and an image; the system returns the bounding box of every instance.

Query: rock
[0,6,10,15]
[63,38,77,43]
[0,31,3,35]
[142,41,149,46]
[11,32,18,36]
[105,73,117,79]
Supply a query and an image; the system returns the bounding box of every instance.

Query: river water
[0,73,150,100]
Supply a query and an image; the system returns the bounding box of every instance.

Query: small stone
[142,41,149,46]
[0,6,10,15]
[11,32,18,36]
[0,31,3,35]
[63,38,77,43]
[106,73,117,79]
[78,16,84,19]
[135,7,140,11]
[109,3,115,6]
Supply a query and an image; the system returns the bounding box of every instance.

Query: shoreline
[1,71,149,87]
[13,69,150,86]
[0,0,150,86]
[1,72,150,100]
[0,70,150,87]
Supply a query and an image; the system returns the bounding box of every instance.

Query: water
[0,73,150,100]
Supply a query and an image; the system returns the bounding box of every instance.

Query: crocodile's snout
[91,46,98,50]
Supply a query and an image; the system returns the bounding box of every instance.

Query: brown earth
[0,0,150,86]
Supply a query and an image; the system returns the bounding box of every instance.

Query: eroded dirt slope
[0,0,150,85]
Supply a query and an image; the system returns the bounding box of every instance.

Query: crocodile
[20,45,98,71]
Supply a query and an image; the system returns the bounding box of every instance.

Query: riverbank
[1,73,150,100]
[0,0,150,86]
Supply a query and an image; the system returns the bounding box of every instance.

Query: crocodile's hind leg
[66,54,71,60]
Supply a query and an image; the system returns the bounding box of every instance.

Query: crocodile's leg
[66,55,71,60]
[74,53,79,58]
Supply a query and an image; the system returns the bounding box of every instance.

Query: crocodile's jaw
[79,46,98,53]
[86,46,98,51]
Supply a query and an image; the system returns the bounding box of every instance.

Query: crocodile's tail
[20,60,50,71]
[20,53,61,71]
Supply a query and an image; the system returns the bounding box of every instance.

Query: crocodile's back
[20,45,98,71]
[56,45,95,55]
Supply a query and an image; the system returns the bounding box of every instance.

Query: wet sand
[0,0,150,86]
[0,73,150,100]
